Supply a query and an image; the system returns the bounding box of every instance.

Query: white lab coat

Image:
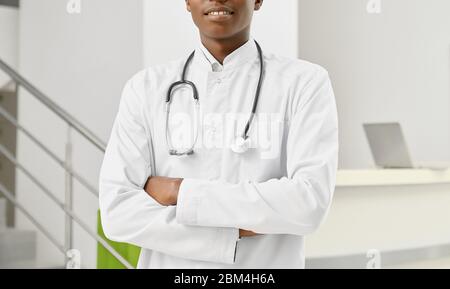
[99,39,339,268]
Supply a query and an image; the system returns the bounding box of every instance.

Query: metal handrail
[0,105,99,197]
[0,182,134,269]
[0,182,66,255]
[0,58,135,268]
[0,58,106,152]
[0,141,134,269]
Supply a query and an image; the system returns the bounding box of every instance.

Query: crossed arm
[143,176,259,238]
[99,67,338,264]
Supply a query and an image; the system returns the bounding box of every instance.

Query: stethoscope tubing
[165,40,264,155]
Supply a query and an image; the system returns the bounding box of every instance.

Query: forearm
[99,181,240,264]
[144,176,259,238]
[175,175,334,236]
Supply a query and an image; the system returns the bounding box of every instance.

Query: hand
[144,176,183,206]
[239,229,259,238]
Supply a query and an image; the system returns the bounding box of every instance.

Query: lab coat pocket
[240,115,285,181]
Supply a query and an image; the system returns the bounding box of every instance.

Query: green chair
[97,211,141,269]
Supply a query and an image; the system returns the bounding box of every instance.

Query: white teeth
[208,11,231,16]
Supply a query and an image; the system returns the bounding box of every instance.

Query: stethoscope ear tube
[242,41,264,141]
[166,80,199,103]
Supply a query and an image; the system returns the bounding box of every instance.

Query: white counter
[305,169,450,268]
[337,169,450,187]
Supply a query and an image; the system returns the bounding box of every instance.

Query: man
[99,0,338,268]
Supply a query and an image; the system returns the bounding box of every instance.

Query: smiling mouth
[204,8,235,17]
[205,11,234,16]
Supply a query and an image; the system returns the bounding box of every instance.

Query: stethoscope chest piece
[231,136,251,154]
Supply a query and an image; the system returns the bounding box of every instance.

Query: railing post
[64,126,74,263]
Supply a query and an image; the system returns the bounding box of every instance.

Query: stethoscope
[165,40,264,156]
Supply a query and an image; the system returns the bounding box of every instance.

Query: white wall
[0,6,18,86]
[144,0,299,67]
[298,0,450,169]
[17,0,144,268]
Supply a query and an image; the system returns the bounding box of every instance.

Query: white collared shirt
[99,38,339,268]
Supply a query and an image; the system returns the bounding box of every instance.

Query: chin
[203,29,236,40]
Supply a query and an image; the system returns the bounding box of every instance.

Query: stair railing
[0,58,133,269]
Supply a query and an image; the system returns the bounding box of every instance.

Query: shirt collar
[194,37,258,72]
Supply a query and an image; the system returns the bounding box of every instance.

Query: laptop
[363,122,449,170]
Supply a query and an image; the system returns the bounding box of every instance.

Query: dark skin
[144,0,264,238]
[186,0,263,64]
